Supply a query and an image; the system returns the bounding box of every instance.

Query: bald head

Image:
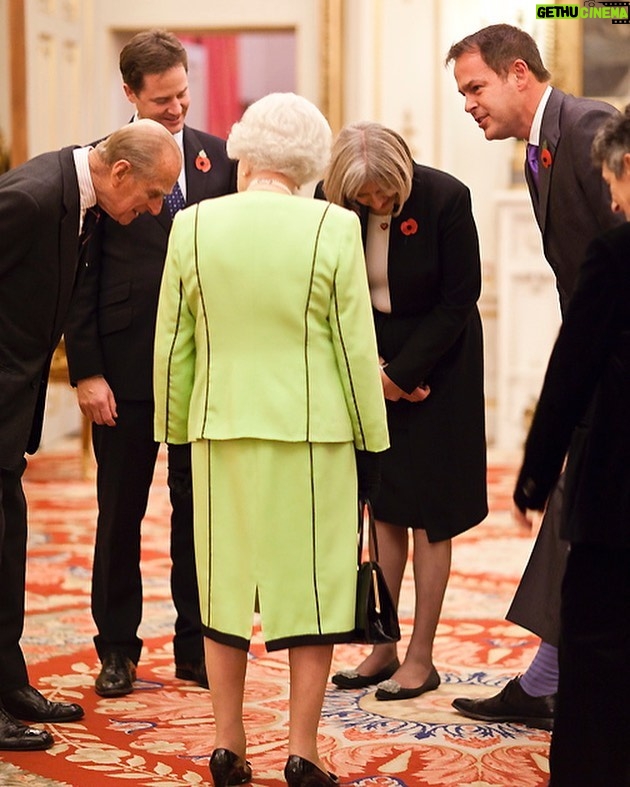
[90,118,181,225]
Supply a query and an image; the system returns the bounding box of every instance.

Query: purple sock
[519,641,559,697]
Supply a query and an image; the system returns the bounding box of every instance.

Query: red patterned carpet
[0,439,550,786]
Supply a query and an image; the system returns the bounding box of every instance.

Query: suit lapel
[56,147,81,338]
[183,127,213,204]
[537,88,563,236]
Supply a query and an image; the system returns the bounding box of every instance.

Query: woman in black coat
[320,122,487,699]
[513,106,630,785]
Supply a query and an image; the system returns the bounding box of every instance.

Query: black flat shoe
[284,755,338,786]
[331,657,400,689]
[95,652,136,697]
[1,685,84,722]
[209,747,252,787]
[375,665,441,701]
[0,706,54,751]
[175,659,209,688]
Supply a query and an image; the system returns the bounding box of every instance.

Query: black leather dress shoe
[209,747,252,787]
[284,755,338,786]
[95,652,136,697]
[1,685,84,722]
[451,677,556,731]
[0,706,54,751]
[175,659,209,688]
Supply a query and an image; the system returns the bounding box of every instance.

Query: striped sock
[519,641,559,697]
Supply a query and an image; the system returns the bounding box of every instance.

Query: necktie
[164,180,186,218]
[79,205,101,250]
[526,143,539,187]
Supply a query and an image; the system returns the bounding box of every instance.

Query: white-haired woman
[154,94,389,787]
[319,122,487,702]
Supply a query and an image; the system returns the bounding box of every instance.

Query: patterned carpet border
[0,441,550,786]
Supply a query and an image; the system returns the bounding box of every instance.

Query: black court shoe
[284,755,339,786]
[209,747,252,787]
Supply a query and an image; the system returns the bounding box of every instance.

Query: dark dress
[513,222,630,786]
[363,165,487,541]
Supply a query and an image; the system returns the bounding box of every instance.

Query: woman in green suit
[154,93,389,787]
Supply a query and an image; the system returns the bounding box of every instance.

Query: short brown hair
[323,122,413,217]
[120,29,188,94]
[445,23,551,82]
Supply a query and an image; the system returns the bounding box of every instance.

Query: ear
[122,83,137,105]
[623,152,630,176]
[111,159,132,185]
[512,59,530,89]
[238,158,253,179]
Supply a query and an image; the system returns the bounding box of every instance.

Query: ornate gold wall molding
[9,0,27,165]
[320,0,344,132]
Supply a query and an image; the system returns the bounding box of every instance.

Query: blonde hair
[323,122,413,217]
[227,92,332,186]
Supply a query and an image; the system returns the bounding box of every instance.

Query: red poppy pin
[401,218,418,236]
[540,141,553,169]
[195,150,211,173]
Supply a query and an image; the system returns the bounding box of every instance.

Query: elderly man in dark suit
[0,119,181,751]
[445,23,622,730]
[514,105,630,787]
[64,30,236,698]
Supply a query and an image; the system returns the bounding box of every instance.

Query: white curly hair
[226,92,332,186]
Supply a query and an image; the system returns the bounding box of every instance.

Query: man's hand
[76,375,118,426]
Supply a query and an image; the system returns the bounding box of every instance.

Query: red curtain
[203,35,240,139]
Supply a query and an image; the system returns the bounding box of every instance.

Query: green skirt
[191,438,358,651]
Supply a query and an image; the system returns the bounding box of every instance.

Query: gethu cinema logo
[536,4,629,18]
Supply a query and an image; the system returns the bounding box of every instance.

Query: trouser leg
[550,543,630,787]
[168,442,203,664]
[91,402,158,664]
[0,460,30,690]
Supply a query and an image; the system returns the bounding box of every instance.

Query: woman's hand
[379,363,430,402]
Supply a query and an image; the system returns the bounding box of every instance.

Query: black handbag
[354,499,401,644]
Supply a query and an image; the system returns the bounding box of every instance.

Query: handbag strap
[357,498,380,566]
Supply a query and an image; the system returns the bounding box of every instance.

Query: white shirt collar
[529,85,553,145]
[72,146,97,232]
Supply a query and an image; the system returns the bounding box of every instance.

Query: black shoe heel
[209,748,252,787]
[284,755,338,786]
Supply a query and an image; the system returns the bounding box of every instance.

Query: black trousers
[91,400,202,666]
[0,459,30,691]
[550,542,630,787]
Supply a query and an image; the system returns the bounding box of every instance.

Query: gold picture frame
[551,3,630,105]
[6,0,344,165]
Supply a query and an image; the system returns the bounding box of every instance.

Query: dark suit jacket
[65,127,236,400]
[514,222,630,546]
[525,88,622,313]
[0,147,81,467]
[318,164,488,535]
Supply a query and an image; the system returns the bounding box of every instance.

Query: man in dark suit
[445,23,622,729]
[513,105,630,786]
[64,30,236,698]
[0,119,182,750]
